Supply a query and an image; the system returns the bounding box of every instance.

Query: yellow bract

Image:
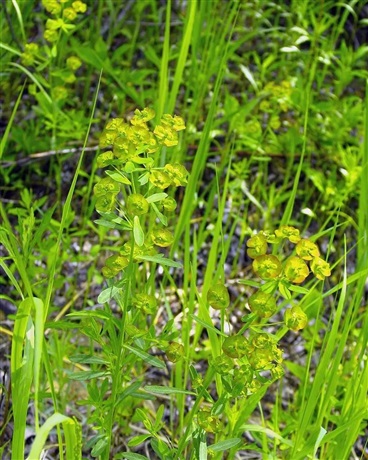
[252,254,282,280]
[246,233,268,258]
[207,283,230,310]
[151,228,174,247]
[311,257,331,280]
[132,293,157,314]
[149,170,172,189]
[164,163,188,186]
[126,194,149,216]
[296,239,320,260]
[275,225,301,243]
[248,290,277,318]
[284,256,309,284]
[222,335,248,358]
[284,305,308,331]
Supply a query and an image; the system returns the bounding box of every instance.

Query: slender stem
[104,238,135,458]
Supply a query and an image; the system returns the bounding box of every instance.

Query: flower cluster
[95,108,188,278]
[20,43,40,66]
[198,226,332,417]
[20,1,84,102]
[42,0,87,42]
[246,225,331,330]
[204,284,284,403]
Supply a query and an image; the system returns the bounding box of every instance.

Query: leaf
[68,371,109,381]
[146,193,168,203]
[190,314,227,337]
[91,436,109,457]
[210,438,242,452]
[123,344,166,369]
[133,215,145,247]
[69,354,109,365]
[105,170,131,185]
[288,284,309,294]
[97,286,121,304]
[143,385,196,396]
[136,254,182,269]
[278,282,292,300]
[150,202,167,226]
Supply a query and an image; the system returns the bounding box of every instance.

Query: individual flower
[72,1,87,13]
[162,196,177,212]
[93,177,120,197]
[207,283,230,310]
[296,239,320,260]
[310,257,331,280]
[160,114,186,131]
[43,29,59,42]
[166,342,184,362]
[126,193,149,216]
[197,408,221,433]
[154,125,178,147]
[164,163,188,186]
[104,254,129,272]
[66,56,82,70]
[284,305,308,331]
[284,256,309,284]
[149,170,172,189]
[132,293,157,314]
[252,254,282,280]
[222,335,248,358]
[271,364,285,380]
[63,7,77,21]
[95,193,115,213]
[130,107,155,125]
[210,354,233,375]
[52,85,68,100]
[151,228,174,247]
[42,0,61,14]
[248,290,277,318]
[96,151,114,168]
[246,233,268,258]
[275,225,301,243]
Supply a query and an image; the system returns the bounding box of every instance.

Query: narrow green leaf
[105,170,131,185]
[133,216,145,247]
[136,254,182,268]
[68,370,109,381]
[127,435,151,448]
[146,193,168,203]
[210,438,242,452]
[143,385,196,396]
[123,344,166,369]
[190,314,227,337]
[97,286,121,304]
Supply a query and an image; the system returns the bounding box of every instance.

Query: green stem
[103,238,135,459]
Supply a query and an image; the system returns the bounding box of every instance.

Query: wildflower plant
[197,226,332,434]
[94,107,188,276]
[73,108,188,457]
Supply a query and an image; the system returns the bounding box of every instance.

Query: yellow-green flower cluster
[95,108,188,279]
[42,0,87,42]
[21,43,39,66]
[260,79,294,113]
[207,332,283,399]
[246,225,331,330]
